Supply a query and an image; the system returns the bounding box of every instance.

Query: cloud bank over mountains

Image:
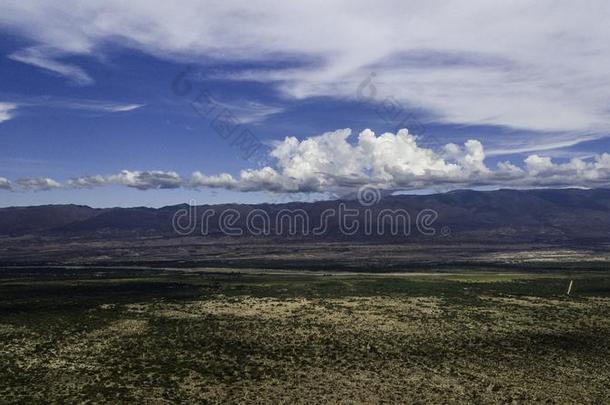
[4,128,610,194]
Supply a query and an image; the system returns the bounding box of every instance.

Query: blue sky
[2,1,610,207]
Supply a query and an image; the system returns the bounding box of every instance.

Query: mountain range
[2,188,610,243]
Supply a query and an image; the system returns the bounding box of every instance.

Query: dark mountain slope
[1,189,610,243]
[0,204,102,235]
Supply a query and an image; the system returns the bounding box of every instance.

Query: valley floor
[1,267,610,403]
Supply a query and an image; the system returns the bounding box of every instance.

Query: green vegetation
[1,267,610,403]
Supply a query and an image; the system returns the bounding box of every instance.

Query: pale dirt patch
[0,323,40,367]
[104,319,148,336]
[482,295,593,309]
[0,323,29,335]
[125,296,443,329]
[123,296,446,341]
[40,319,149,372]
[490,249,610,262]
[173,364,480,404]
[127,297,311,320]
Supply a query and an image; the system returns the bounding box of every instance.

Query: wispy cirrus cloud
[207,99,283,124]
[0,96,144,124]
[2,0,610,142]
[8,46,94,85]
[485,132,607,157]
[41,99,145,113]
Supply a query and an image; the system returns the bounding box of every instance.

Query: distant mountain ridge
[2,188,610,243]
[0,204,103,235]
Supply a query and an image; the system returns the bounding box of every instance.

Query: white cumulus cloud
[6,128,610,194]
[184,128,610,193]
[9,46,94,85]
